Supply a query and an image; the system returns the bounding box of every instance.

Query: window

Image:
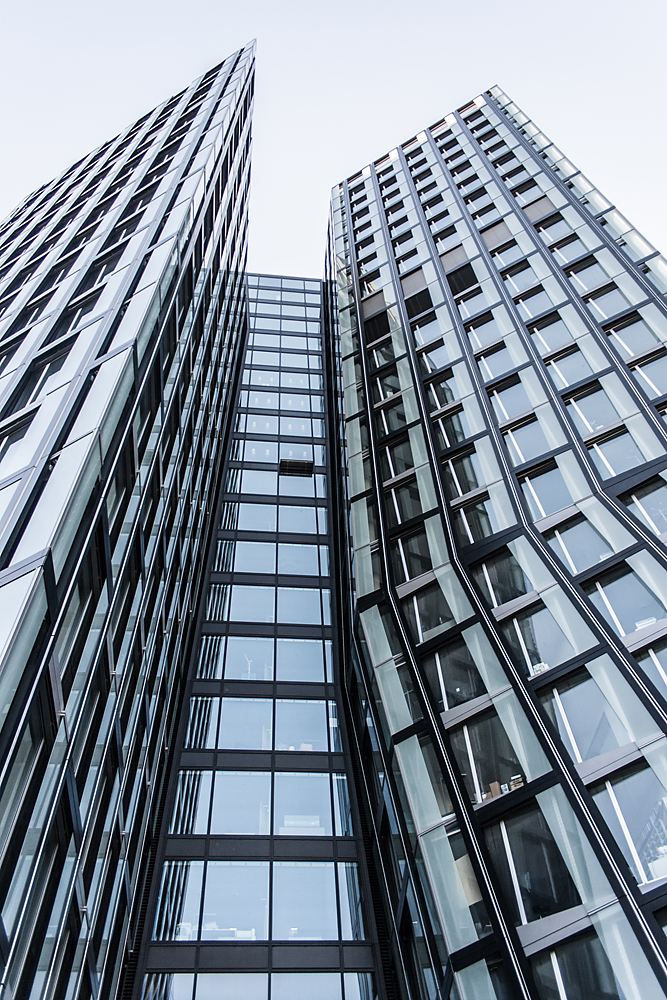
[443,450,483,498]
[391,528,432,584]
[532,930,633,1000]
[545,346,595,388]
[632,353,667,399]
[422,631,488,712]
[539,667,633,763]
[606,313,662,360]
[586,284,630,321]
[503,260,538,295]
[402,581,455,643]
[451,710,527,803]
[234,540,276,574]
[503,416,552,466]
[202,861,270,940]
[472,548,531,608]
[535,213,573,245]
[588,429,646,479]
[489,379,531,422]
[385,478,423,526]
[477,344,515,381]
[544,515,614,574]
[620,476,667,535]
[501,601,577,675]
[565,386,618,436]
[591,764,667,884]
[567,258,607,294]
[5,341,73,415]
[584,563,667,636]
[519,461,575,520]
[485,802,580,925]
[529,313,574,356]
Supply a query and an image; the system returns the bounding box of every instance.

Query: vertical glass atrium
[3,43,667,1000]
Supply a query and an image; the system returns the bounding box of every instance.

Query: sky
[0,0,665,280]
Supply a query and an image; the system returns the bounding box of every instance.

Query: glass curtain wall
[0,47,255,1000]
[327,88,667,1000]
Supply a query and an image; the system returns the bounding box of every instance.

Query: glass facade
[0,45,255,1000]
[327,89,667,1000]
[4,50,667,1000]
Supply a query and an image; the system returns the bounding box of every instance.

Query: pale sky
[0,0,665,279]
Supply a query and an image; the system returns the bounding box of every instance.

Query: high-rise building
[327,87,667,1000]
[0,44,254,1000]
[4,45,667,1000]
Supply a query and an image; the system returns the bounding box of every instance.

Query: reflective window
[539,668,632,762]
[607,314,662,360]
[545,347,594,388]
[278,505,319,533]
[202,861,269,940]
[153,861,204,940]
[451,710,526,804]
[501,601,576,676]
[472,548,531,608]
[588,430,646,479]
[234,541,276,574]
[591,764,667,885]
[544,515,614,574]
[230,585,275,622]
[485,803,580,925]
[224,636,274,681]
[210,772,271,835]
[274,700,328,752]
[532,930,628,1000]
[422,634,487,712]
[273,772,332,836]
[272,862,338,940]
[218,699,273,750]
[276,638,327,682]
[520,462,573,520]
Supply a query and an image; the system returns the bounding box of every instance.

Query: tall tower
[328,88,667,1000]
[0,43,254,1000]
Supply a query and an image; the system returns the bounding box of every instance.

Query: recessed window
[472,547,531,608]
[545,346,594,388]
[539,665,632,763]
[501,599,578,675]
[591,764,667,884]
[544,514,614,574]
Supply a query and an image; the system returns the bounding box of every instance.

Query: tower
[327,87,667,1000]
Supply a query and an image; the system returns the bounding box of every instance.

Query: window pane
[234,541,276,574]
[451,711,525,803]
[273,772,332,836]
[275,638,325,681]
[272,862,338,940]
[274,700,328,752]
[195,974,268,1000]
[540,669,630,763]
[545,516,614,574]
[230,586,275,623]
[202,862,269,940]
[531,931,622,1000]
[502,604,575,675]
[218,699,273,750]
[585,565,666,636]
[422,636,487,712]
[170,771,212,835]
[153,861,203,940]
[278,505,318,533]
[621,477,667,535]
[278,544,319,575]
[271,974,341,1000]
[210,772,271,835]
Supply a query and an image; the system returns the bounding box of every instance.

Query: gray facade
[328,88,667,1000]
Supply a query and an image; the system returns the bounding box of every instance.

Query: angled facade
[4,45,667,1000]
[328,88,667,1000]
[0,44,254,1000]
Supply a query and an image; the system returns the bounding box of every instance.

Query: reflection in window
[218,699,273,750]
[591,764,667,885]
[170,771,212,835]
[211,772,271,835]
[153,860,204,940]
[539,668,632,763]
[472,547,531,608]
[635,642,667,701]
[621,476,667,536]
[276,638,328,682]
[273,772,332,836]
[224,636,274,680]
[632,353,667,399]
[451,710,526,803]
[501,601,576,676]
[272,862,338,940]
[391,529,432,584]
[485,803,580,925]
[402,582,454,644]
[588,429,646,479]
[544,514,614,574]
[202,861,269,940]
[422,635,487,712]
[274,700,329,752]
[532,930,629,1000]
[584,564,667,636]
[520,462,573,520]
[545,347,594,388]
[606,314,662,360]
